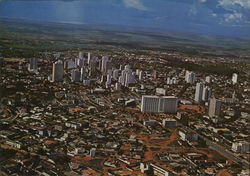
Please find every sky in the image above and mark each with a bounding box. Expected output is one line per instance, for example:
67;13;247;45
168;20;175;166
0;0;249;38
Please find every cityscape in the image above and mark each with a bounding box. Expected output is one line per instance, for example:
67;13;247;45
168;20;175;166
0;49;249;176
0;0;250;176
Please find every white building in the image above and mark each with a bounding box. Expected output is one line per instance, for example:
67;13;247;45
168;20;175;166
232;141;249;153
6;141;21;149
120;66;136;87
202;86;211;102
80;67;86;81
179;130;198;141
52;61;64;82
101;56;109;73
106;74;112;85
205;76;211;83
115;82;121;91
139;70;144;81
232;73;238;84
141;96;178;113
162;118;177;128
194;83;204;103
208;98;221;117
140;163;173;176
156;88;167;96
87;52;91;65
185;71;196;84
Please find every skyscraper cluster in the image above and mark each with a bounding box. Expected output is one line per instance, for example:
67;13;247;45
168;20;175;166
118;65;136;87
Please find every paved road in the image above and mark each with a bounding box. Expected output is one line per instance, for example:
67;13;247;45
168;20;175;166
182;126;250;169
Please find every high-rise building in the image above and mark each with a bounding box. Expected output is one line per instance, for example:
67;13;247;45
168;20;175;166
185;71;196;84
120;66;136;87
202;86;211;102
52;61;64;82
194;83;204;103
28;58;38;71
79;52;83;59
106;74;112;85
101;56;109;73
119;65;123;70
88;55;97;70
124;65;130;70
208;98;221;117
77;58;85;67
136;69;140;76
205;76;211;83
87;52;91;65
115;82;121;91
139;71;144;81
66;59;77;69
113;69;119;80
232;73;238;84
141;96;178;113
167;77;171;84
107;69;112;76
89;148;96;157
80;67;85;81
71;69;81;82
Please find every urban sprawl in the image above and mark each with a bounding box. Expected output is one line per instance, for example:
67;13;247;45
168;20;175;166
0;50;249;176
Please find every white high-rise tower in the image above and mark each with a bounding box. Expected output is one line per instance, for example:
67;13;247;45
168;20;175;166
194;83;204;103
232;73;238;85
101;56;109;73
208;98;221;117
52;61;64;82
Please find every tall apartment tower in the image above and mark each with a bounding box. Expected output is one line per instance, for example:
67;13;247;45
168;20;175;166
194;83;204;103
87;52;91;65
106;74;112;85
52;61;64;82
208;98;221;117
28;58;38;71
141;96;178;113
112;69;119;80
79;52;83;59
139;71;144;81
202;86;211;102
185;71;196;84
205;76;211;83
101;56;109;73
232;73;238;85
71;69;81;82
119;66;136;87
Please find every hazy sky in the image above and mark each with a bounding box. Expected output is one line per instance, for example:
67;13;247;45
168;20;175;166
0;0;249;38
